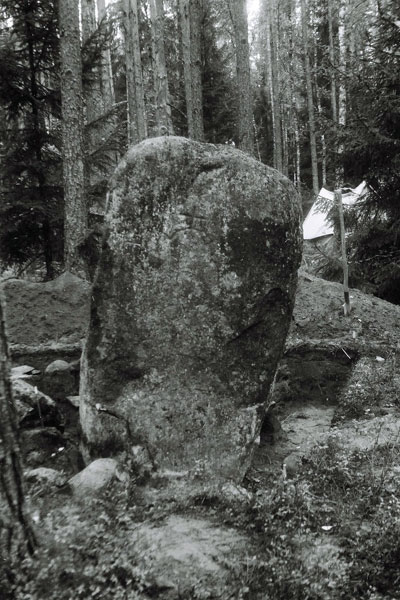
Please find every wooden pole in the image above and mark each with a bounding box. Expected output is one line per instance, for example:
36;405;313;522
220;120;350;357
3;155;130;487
335;189;351;316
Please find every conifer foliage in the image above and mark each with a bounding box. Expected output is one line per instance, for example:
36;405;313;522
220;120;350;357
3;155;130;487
0;0;62;278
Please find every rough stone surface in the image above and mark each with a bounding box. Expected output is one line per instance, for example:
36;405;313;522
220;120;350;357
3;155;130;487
130;515;249;596
13;378;62;429
2;271;90;346
80;136;302;482
68;458;118;496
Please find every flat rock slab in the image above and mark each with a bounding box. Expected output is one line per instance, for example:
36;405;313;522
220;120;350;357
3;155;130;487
131;515;249;595
80;136;302;482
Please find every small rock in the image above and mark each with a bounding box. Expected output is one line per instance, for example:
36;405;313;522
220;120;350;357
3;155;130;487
45;360;70;374
221;482;253;503
68;458;118;497
25;467;67;487
283;453;303;478
11;365;40;379
43;360;77;401
66;395;80;408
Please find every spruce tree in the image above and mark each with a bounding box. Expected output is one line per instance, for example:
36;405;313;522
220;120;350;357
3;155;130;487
0;0;62;278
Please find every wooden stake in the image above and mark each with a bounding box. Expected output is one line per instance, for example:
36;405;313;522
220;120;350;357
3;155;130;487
335;189;351;316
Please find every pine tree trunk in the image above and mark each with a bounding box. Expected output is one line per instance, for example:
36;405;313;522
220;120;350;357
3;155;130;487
179;0;204;141
124;0;147;144
179;0;193;137
0;288;37;559
149;0;174;135
190;0;204;141
328;0;338;124
97;0;115;111
287;0;301;189
81;0;96;43
230;0;254;154
59;0;87;271
263;0;276;162
313;39;327;186
300;0;319;196
269;0;283;171
336;0;347;186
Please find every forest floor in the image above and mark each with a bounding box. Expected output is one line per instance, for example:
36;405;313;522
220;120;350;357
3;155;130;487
3;269;400;599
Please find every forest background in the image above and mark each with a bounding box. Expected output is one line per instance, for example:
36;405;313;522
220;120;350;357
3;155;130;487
0;0;399;302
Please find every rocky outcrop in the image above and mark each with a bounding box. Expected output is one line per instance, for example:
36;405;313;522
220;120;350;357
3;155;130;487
80;136;302;482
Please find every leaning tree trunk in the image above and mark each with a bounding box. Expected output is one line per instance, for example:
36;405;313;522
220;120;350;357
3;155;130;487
300;0;319;197
0;288;37;564
59;0;87;271
230;0;254;154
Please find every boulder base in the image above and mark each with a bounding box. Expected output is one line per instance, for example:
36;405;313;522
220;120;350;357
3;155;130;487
80;137;302;482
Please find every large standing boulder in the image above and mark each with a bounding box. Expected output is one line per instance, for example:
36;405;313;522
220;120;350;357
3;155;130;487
80;137;302;482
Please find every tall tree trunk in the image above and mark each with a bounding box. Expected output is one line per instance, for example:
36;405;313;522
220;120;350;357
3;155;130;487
149;0;174;135
124;0;147;144
97;0;115;111
59;0;87;271
179;0;204;141
300;0;319;196
230;0;254;154
313;39;327;186
287;0;301;188
328;0;338;124
263;1;276;164
336;0;347;185
0;289;37;561
81;0;96;43
269;0;283;171
190;0;204;141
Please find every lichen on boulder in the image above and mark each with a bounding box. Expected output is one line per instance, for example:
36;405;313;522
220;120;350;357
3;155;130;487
80;136;302;482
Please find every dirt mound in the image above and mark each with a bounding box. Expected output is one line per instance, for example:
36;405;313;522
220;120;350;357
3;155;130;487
2;271;90;347
252;271;400;482
290;270;400;349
